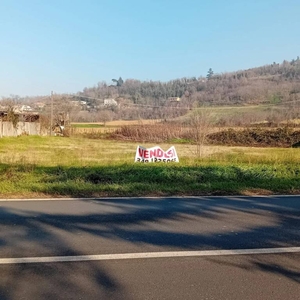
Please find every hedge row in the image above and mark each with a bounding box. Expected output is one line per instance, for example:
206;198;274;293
207;128;300;147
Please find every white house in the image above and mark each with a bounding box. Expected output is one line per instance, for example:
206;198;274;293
104;98;118;106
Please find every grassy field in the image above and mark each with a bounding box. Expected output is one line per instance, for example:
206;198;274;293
180;104;274;119
71;123;104;128
0;136;299;198
72;119;161;128
70;120;161;136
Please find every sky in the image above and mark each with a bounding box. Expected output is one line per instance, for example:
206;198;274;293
0;0;299;97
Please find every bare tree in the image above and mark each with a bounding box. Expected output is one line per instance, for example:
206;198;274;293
96;110;114;126
188;108;215;157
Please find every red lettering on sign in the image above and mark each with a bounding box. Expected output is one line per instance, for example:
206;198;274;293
157;149;163;158
144;150;149;158
150;149;156;158
167;149;173;156
139;148;144;157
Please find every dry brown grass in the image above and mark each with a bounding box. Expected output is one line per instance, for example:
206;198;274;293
70;127;116;135
72;119;161;127
106;119;161;126
110;123;192;143
71;119;162;136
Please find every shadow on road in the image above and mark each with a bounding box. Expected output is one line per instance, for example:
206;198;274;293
0;196;299;299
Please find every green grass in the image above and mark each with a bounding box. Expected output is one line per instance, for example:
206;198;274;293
0;163;299;198
196;104;278;114
0;136;299;198
71;124;104;128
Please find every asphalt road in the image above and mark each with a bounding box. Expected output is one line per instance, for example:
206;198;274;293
0;196;299;299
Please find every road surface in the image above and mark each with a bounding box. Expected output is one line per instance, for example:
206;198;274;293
0;196;299;299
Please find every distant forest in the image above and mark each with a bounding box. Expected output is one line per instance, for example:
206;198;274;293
80;56;300;107
2;57;300;124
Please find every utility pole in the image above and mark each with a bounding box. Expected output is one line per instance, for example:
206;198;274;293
50;91;53;136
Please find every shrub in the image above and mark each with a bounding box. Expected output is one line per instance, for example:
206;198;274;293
207;127;300;147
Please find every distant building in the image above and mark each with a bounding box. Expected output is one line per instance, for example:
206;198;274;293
104;98;118;106
168;97;181;102
71;100;87;106
20;105;33;112
15;105;34;113
35;102;46;110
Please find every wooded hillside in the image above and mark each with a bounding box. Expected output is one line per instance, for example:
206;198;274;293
80;57;300;107
2;57;300;124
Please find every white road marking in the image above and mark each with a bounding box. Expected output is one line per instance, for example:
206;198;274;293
1;247;300;265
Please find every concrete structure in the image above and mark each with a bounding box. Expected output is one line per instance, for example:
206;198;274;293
0;111;40;137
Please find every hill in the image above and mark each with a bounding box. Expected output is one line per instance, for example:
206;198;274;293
80;57;300;107
2;57;300;125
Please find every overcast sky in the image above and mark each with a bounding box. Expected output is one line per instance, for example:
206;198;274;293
1;0;299;97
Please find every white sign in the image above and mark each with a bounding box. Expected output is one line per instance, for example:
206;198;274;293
135;146;179;163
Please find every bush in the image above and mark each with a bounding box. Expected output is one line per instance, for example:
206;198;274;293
109;123;193;143
207;127;300;147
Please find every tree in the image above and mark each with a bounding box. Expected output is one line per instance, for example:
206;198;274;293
112;77;124;87
206;68;214;80
97;110;114;126
0;98;19;128
189;108;214;157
